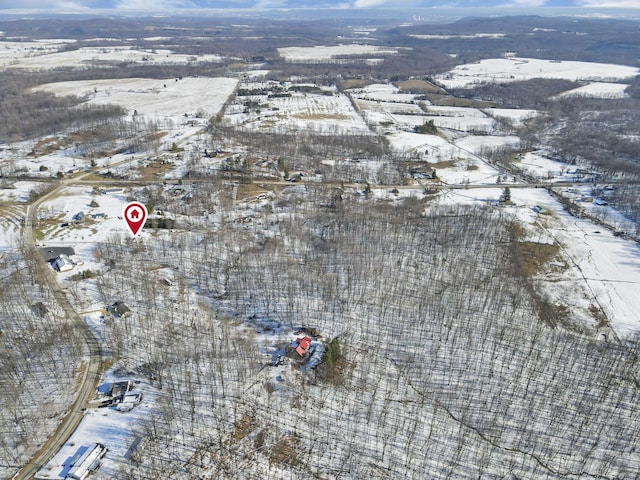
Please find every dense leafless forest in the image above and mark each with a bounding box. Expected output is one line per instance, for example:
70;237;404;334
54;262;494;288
1;12;640;480
84;195;640;478
0;248;85;470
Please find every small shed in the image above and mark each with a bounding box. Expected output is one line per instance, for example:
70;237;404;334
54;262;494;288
111;301;132;318
53;254;74;272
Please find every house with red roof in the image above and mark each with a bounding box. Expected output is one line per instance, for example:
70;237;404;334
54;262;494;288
295;336;312;357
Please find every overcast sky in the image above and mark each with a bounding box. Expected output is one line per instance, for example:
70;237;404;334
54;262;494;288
0;0;638;10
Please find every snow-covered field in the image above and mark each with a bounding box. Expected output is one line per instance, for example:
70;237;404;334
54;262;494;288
356;99;425;115
0;39;74;66
409;33;507;39
436;57;640;88
482;107;540;127
395;112;496;132
3;45;224;71
436;186;640;337
388;131;457;157
278;44;399;62
455;134;521;154
33;77;238;118
556;81;630;99
32;186;134;251
0;181;38;202
512;188;640;337
348;83;420;103
515;151;572;180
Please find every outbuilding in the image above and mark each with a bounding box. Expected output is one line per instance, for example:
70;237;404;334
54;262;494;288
65;443;107;480
53;254;74;272
111;301;132;318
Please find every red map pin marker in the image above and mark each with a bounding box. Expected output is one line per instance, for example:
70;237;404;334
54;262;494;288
123;202;148;236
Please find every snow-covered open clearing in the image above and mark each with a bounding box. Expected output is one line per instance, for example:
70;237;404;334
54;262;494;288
515;151;572;180
0;40;73;66
556;81;630;99
409;33;507;39
348;83;419;103
2;45;224;71
33;185;140;255
0;205;24;251
278;44;399;62
356;99;424;115
395;113;496;133
0;181;43;203
386;131;503;184
436;57;640;88
388;131;457;156
483;107;540;127
513;188;640;337
437;187;640;337
33;77;238;117
455;134;521;153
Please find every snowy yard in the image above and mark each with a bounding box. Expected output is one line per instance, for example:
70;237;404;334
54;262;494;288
35;375;159;480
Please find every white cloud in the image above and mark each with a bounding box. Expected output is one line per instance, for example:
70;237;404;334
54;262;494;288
115;0;196;9
253;0;287;8
499;0;547;7
579;0;640;6
0;0;77;7
353;0;418;7
354;0;387;6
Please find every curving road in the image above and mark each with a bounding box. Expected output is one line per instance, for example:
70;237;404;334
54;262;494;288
13;182;103;480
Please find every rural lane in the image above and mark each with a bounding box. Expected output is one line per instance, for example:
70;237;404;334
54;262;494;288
13;182;103;480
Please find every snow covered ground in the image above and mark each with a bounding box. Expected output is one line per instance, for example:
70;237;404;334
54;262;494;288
35;375;159;480
33;77;238;118
437;187;640;338
2;31;640;478
515;151;573;181
409;33;507;39
556;81;630;99
3;45;224;71
436;57;640;88
225;89;371;135
31;185;134;252
482;108;540;127
278;44;399;62
348;83;420;103
0;39;75;67
512;188;640;337
0;204;24;251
